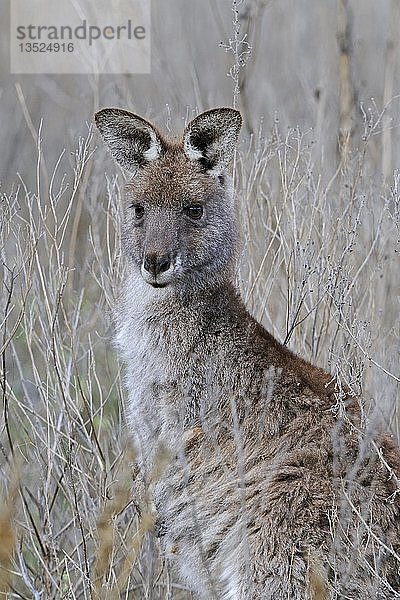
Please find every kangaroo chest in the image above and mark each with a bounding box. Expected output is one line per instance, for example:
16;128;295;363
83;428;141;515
116;300;214;453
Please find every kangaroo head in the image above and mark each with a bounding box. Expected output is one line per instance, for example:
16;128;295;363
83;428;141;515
94;107;242;291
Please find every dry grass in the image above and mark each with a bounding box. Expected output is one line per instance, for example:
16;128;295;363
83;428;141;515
1;1;399;598
0;464;18;596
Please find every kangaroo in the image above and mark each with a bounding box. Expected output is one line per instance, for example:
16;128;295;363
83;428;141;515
94;107;400;599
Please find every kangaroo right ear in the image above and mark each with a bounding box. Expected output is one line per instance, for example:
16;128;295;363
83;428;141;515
94;108;163;173
183;108;242;175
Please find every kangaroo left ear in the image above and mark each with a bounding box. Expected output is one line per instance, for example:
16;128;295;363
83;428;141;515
183;108;242;175
94;108;163;174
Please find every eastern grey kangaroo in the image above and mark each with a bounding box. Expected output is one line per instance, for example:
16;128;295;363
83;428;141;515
94;107;400;599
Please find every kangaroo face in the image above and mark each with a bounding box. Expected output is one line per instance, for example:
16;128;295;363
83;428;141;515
94;108;242;290
122;153;238;289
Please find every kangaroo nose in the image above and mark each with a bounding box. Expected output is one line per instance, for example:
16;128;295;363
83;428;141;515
143;254;171;277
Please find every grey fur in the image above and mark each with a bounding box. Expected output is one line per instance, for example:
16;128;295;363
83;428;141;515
94;107;400;599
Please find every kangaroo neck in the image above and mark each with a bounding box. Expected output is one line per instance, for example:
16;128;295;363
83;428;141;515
167;278;241;325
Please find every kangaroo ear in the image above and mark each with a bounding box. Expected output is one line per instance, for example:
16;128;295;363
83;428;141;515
183;108;242;174
94;108;163;173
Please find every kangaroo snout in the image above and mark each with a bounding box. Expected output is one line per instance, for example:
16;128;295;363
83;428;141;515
141;252;175;287
143;253;171;276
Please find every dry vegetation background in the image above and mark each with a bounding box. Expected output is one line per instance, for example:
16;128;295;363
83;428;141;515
0;0;399;597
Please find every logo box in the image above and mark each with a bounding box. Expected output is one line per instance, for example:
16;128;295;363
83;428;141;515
10;0;151;74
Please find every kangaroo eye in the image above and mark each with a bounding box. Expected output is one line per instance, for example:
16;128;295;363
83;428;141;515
132;205;144;220
185;205;203;220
